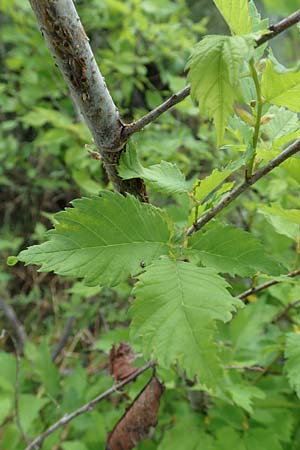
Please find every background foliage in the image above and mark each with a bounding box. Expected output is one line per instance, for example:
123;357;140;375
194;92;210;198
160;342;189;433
1;0;300;449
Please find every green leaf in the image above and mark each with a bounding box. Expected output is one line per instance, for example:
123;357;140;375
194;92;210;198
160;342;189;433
130;258;242;387
215;427;246;450
213;0;251;35
188;223;282;277
248;0;269;33
261;105;299;144
262;60;300;112
18;192;172;286
187;35;253;145
284;333;300;398
6;255;18;266
258;204;300;240
244;429;283;450
227;384;265;413
193;169;232;203
19;394;48;433
119;141;188;194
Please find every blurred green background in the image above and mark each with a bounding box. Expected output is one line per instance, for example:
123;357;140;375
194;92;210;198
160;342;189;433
1;1;300;449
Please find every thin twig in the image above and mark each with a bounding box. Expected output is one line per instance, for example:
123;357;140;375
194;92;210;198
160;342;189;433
8;333;30;444
238;269;300;300
224;365;264;372
272;299;300;323
256;10;300;46
52;316;76;362
186;140;300;236
24;360;155;450
122;86;191;138
123;11;300;138
0;298;27;354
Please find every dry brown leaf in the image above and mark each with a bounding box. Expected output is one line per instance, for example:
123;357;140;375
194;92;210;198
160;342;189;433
106;374;164;450
109;342;138;382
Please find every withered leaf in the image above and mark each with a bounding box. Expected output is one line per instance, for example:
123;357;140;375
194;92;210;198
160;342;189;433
109;342;138;382
106;374;164;450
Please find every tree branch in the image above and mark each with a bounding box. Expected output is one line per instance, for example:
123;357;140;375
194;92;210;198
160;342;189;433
123;86;191;138
238;269;300;301
24;360;155;450
0;298;27;354
123;11;300;137
256;10;300;47
186;140;300;236
29;0;147;199
51;316;75;362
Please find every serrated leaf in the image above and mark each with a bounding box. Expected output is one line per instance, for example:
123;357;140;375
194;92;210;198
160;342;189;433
261;105;299;143
262;60;300;112
213;0;251;36
119;142;188;194
193;169;232;203
188;223;282;277
130;259;242;387
248;0;269;33
227;384;265;413
284;333;300;398
258;204;300;240
187;35;253;145
18;192;172;286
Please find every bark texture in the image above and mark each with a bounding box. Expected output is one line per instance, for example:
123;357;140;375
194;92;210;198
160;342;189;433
29;0;147;199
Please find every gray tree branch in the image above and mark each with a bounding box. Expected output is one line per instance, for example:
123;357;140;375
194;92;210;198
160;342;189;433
0;298;27;354
186;140;300;236
29;0;147;199
24;360;155;450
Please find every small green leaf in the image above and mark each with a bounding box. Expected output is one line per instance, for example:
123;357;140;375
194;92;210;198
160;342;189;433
213;0;251;35
6;256;18;266
227;384;265;413
187;35;253;145
188;223;282;276
261;105;299;144
193;169;232;203
262;60;300;112
130;258;242;387
119;141;188;194
18;192;172;286
284;333;300;398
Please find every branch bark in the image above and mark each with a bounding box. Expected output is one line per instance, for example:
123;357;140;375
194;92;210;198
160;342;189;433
0;298;27;354
186;140;300;236
256;10;300;46
24;360;155;450
29;0;147;199
238;269;300;300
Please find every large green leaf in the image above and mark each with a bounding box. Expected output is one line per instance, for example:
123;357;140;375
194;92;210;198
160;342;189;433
18;192;172;286
284;333;300;398
188;223;282;276
262;60;300;112
119;141;188;194
130;258;242;387
187;35;253;145
213;0;251;35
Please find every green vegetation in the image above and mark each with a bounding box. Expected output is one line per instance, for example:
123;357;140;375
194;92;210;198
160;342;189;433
1;0;300;449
